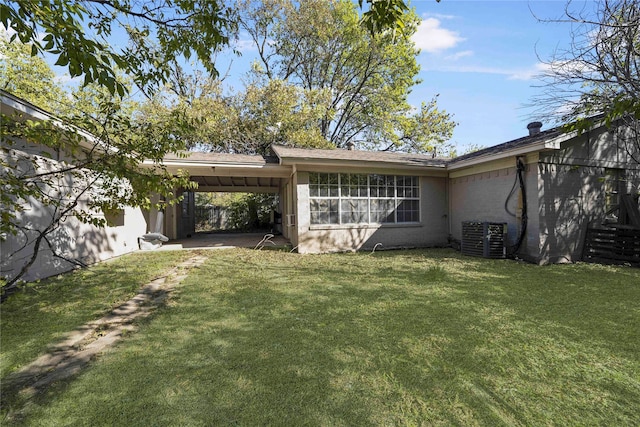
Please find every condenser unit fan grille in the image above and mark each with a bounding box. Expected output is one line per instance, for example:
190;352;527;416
461;221;507;258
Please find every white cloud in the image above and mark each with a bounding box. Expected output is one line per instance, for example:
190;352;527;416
234;38;257;53
508;63;552;80
421;62;552;81
424;13;457;21
411;18;464;53
445;50;473;61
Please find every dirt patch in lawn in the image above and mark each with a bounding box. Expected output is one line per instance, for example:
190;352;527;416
1;254;208;420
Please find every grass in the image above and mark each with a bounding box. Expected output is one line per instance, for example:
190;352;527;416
2;248;640;425
0;250;193;380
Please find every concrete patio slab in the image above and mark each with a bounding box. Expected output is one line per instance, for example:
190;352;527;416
158;232;291;251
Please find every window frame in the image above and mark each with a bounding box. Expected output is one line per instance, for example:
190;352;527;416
308;172;420;226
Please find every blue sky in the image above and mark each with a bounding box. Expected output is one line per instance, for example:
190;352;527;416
23;0;596;152
405;0;593;150
219;0;596;151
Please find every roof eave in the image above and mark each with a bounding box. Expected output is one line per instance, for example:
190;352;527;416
1;91;110;152
446;136;569;171
277;157;446;171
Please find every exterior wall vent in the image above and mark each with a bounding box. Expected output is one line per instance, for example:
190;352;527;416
461;221;507;258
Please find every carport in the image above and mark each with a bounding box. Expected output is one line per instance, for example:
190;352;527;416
143;151;294;244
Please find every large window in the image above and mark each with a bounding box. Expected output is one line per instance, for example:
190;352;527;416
309;173;420;225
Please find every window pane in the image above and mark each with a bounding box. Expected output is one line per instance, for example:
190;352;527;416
397;199;419;223
397;175;418;198
370;199;395;223
341;199;368;224
309;173;318;197
328;199;339;224
370;174;394;198
310;198;339;224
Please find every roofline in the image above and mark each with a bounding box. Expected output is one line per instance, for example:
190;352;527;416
446;135;566;170
272;144;447;171
277;157;446;170
142;158;288;169
1;90;103;150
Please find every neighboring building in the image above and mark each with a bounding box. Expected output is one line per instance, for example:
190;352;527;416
2;90;639;284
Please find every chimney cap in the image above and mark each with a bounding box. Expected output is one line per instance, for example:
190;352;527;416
527;121;543;136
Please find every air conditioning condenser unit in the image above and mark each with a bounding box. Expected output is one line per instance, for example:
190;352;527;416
461;221;507;259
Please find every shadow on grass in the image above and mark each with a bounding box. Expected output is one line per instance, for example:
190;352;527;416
1;251;193;421
8;249;640;425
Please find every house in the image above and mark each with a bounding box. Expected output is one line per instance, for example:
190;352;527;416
154;120;639;264
448;121;640;263
2;90;639;284
1;91;151;282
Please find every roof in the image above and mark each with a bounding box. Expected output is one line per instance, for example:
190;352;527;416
0;89;100;149
162;151;278;165
271;144;448;168
449;128;563;164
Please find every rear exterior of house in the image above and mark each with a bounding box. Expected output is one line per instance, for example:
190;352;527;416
1;91;149;282
272;146;450;253
448;121;640;264
2;88;639;284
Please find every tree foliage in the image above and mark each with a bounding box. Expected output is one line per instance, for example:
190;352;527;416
533;0;640;162
239;0;455;153
0;39;68;113
1;0;236;97
1;0;422;98
0;40;194;296
142;73;333;155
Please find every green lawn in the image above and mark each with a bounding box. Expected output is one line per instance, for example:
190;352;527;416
2;248;639;425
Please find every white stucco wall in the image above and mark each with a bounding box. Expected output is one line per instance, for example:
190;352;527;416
1;144;148;282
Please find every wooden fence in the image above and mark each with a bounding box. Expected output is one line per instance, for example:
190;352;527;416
582;227;640;266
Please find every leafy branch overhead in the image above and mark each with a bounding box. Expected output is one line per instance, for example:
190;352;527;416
532;0;639;162
1;0;236;96
1;0;426;97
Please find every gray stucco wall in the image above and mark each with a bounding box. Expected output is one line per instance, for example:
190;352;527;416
294;171;449;254
1;143;149;282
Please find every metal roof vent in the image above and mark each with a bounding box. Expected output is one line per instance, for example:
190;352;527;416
346;141;355;151
527;121;543;136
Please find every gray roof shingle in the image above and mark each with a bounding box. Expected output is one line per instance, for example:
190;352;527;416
271;144;448;168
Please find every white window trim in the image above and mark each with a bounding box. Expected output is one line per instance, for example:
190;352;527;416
309;173;421;225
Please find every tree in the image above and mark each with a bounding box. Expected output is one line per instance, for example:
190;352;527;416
1;0;237;97
0;41;194;299
239;0;455;153
532;0;640;162
0;39;68;114
1;0;425;98
140;73;333;155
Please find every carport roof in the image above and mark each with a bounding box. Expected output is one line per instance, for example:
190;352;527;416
162;152;279;165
